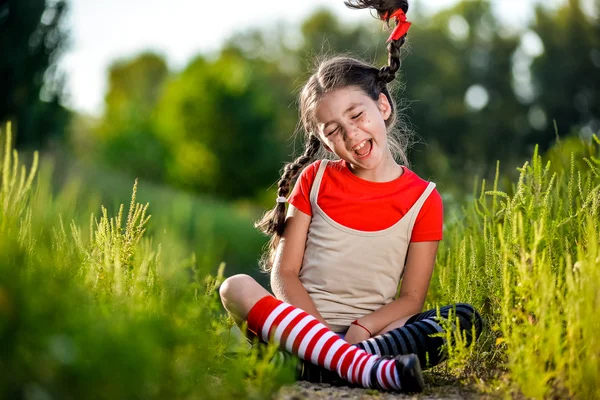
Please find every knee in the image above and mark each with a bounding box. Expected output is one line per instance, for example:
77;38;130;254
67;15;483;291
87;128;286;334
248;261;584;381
454;303;484;336
219;274;270;322
219;274;255;304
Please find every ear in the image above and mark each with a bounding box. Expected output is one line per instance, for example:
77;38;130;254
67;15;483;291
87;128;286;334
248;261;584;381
377;93;392;121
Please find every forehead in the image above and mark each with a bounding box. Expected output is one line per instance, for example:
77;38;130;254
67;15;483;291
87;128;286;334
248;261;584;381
314;87;370;123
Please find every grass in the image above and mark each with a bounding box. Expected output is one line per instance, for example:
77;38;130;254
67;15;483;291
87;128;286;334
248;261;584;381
27;145;272;285
0;122;294;399
429;134;600;398
2;119;600;399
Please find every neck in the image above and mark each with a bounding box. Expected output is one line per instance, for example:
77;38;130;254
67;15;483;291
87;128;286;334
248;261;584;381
347;150;402;182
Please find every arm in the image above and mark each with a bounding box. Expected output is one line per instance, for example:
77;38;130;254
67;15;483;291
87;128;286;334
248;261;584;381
270;204;330;328
354;241;439;337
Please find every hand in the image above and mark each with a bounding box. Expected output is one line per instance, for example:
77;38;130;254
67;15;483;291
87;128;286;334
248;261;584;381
344;323;371;344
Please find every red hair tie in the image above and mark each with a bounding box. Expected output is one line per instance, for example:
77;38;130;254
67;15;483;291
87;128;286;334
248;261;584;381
381;9;412;42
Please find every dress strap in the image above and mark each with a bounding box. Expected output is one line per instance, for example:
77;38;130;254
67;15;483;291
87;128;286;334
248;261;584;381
309;160;329;205
406;181;437;236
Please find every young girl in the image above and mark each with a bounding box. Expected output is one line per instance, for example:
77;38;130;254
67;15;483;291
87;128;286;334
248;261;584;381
219;0;483;392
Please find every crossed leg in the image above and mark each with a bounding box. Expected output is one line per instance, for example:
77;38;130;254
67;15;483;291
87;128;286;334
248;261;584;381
219;274;425;392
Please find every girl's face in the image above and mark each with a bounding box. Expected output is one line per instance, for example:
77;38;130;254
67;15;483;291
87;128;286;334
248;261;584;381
314;86;392;173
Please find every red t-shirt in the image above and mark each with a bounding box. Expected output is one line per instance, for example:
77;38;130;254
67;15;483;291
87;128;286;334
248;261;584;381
288;160;443;242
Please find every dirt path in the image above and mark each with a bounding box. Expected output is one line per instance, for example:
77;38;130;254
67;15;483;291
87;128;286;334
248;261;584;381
276;377;492;399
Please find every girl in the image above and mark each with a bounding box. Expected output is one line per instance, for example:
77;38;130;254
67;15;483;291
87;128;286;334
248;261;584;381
219;0;483;393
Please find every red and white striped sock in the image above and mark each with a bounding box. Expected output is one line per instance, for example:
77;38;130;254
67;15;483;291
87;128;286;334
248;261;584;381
247;296;401;390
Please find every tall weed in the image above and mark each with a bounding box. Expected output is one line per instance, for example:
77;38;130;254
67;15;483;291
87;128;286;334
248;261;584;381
431;135;600;398
0;123;293;399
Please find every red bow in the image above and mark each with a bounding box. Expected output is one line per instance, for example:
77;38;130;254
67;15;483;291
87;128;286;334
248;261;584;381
382;9;412;42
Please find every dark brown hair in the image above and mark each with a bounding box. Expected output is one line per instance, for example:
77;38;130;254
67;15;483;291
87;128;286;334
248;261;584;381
255;0;411;272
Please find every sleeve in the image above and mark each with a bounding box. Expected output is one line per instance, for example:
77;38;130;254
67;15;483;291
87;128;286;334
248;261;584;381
288;160;321;217
410;188;443;242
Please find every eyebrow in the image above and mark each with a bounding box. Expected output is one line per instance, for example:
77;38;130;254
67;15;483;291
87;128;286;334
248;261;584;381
323;102;364;129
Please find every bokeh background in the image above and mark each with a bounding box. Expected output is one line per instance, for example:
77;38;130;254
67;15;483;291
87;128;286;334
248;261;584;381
2;2;600;398
1;0;598;282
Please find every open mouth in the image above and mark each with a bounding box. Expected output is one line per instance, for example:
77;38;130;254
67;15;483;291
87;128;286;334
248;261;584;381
352;139;373;158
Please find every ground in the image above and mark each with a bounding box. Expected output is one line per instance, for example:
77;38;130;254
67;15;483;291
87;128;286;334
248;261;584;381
276;375;498;399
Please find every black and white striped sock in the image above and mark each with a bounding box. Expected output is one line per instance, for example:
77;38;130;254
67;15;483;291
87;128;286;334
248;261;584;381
356;303;483;368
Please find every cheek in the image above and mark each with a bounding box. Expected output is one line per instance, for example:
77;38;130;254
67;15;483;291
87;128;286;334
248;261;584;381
324;136;339;148
330;137;343;146
361;118;375;131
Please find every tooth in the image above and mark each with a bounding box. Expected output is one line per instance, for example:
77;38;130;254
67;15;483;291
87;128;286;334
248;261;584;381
354;140;367;151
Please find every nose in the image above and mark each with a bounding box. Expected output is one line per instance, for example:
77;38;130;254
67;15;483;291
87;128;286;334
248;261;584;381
342;122;359;142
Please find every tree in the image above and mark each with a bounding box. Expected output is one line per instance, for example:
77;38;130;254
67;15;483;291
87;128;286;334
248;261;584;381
297;8;386;78
399;1;525;184
154;47;291;199
88;2;600;200
96;52;170;180
530;0;600;143
0;0;70;147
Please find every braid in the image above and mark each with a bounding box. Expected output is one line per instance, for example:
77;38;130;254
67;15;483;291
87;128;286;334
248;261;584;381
344;0;409;85
255;135;321;272
271;135;320;236
378;37;405;84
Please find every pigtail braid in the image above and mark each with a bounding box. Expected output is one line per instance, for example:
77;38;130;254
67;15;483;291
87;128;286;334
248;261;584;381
344;0;409;84
378;37;405;84
255;134;321;272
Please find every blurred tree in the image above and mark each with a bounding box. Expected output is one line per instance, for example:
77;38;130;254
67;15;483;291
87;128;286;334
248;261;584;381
530;0;600;144
401;1;525;185
89;2;599;201
298;8;383;67
154;47;291;199
222;26;300;145
0;0;70;148
96;52;169;180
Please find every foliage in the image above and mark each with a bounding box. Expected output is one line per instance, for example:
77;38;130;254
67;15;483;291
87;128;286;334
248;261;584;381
79;1;600;202
403;1;526;186
154;48;292;199
95;52;170;181
0;122;295;399
0;0;70;148
429;133;600;398
56;155;270;285
4;126;600;397
530;0;600;141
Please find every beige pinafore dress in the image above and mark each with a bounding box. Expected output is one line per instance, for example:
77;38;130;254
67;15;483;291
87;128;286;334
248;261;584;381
298;160;436;332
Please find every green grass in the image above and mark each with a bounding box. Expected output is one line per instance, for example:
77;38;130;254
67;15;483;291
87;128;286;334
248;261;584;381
2;119;600;399
29;146;271;285
429;134;600;398
0;123;294;399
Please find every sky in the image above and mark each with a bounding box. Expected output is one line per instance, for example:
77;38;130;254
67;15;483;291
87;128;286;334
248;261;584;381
57;0;576;116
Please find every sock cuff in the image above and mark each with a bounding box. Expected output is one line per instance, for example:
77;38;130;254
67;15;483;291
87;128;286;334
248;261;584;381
247;295;283;336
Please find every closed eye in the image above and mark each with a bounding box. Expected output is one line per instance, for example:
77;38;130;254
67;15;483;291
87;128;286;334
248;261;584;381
351;112;363;119
326;126;340;136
